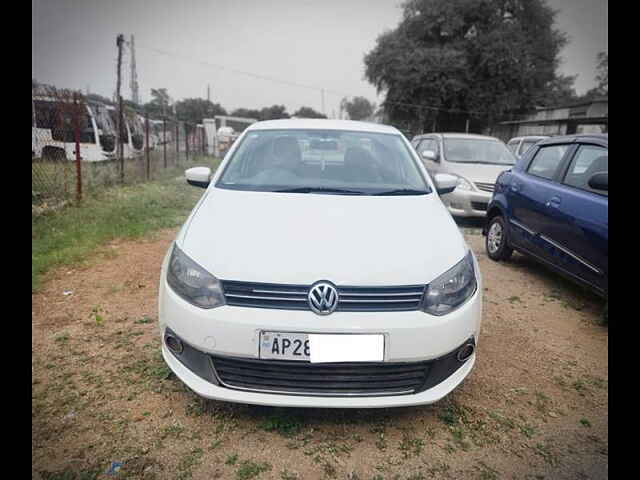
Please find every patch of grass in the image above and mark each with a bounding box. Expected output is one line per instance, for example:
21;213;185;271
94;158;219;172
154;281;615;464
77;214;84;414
280;470;299;480
507;295;521;303
259;412;305;437
32;160;219;292
226;454;239;466
54;332;70;344
399;435;425;458
236;460;272;480
134;315;154;324
580;418;592;428
39;469;101;480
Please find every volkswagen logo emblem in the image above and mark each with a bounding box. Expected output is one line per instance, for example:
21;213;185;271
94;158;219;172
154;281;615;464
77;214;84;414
308;282;339;315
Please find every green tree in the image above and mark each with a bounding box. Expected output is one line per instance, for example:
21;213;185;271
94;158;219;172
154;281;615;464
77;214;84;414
364;0;571;132
175;98;227;124
230;108;262;119
259;105;290;120
292;106;327;119
341;97;375;120
143;88;171;117
582;51;608;99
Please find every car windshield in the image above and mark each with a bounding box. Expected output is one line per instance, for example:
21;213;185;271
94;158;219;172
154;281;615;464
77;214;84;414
443;138;516;165
216;129;431;195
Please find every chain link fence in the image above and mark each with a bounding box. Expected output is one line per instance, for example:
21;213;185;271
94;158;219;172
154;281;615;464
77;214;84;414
32;86;212;214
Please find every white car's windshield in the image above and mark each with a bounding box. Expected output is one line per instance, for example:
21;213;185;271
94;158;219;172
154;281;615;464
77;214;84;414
216;129;431;195
444;138;516;165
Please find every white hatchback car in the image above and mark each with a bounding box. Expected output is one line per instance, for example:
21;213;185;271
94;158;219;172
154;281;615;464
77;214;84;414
158;119;482;408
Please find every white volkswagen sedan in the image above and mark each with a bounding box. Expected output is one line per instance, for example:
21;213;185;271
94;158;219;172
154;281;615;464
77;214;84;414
158;119;482;408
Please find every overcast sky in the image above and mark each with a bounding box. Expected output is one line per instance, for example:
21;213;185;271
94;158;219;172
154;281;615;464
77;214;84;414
32;0;607;117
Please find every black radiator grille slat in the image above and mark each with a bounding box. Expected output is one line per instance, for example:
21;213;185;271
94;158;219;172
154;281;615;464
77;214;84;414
212;356;430;396
221;280;425;312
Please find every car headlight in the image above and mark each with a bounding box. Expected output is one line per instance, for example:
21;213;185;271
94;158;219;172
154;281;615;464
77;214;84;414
166;244;225;309
455;176;473;191
422;250;477;316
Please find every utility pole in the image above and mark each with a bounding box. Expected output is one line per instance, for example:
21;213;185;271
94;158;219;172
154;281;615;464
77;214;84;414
130;34;140;105
321;89;325;116
116;34;125;183
207;84;210;102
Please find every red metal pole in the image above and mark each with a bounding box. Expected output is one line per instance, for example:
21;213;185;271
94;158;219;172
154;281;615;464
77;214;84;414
74;93;82;203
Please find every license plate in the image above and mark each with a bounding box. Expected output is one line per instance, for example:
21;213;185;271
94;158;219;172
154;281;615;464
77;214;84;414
259;332;384;363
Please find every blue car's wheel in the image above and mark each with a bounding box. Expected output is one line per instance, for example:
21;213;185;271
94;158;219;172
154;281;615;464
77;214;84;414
486;215;513;261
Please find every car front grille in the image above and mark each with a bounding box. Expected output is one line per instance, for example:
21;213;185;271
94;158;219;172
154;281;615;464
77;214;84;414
211;355;430;396
474;182;495;193
221;281;425;312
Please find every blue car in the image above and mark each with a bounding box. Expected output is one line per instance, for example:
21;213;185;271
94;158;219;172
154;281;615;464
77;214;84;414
483;134;608;311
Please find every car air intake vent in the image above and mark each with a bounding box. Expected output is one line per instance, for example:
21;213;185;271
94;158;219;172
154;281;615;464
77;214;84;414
211;355;430;396
220;281;425;312
474;182;495;193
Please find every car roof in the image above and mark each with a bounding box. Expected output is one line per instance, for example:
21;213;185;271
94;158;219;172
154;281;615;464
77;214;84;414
246;119;401;135
509;136;549;142
413;132;502;142
537;133;608;146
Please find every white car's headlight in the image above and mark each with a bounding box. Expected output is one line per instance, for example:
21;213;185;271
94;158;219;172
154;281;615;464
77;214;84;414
455;176;473;191
166;244;225;309
422;251;477;316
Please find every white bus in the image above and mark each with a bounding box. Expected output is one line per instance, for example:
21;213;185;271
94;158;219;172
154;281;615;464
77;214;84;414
32;96;117;162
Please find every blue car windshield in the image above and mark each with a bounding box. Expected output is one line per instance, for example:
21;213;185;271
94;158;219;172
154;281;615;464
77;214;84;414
216;129;431;195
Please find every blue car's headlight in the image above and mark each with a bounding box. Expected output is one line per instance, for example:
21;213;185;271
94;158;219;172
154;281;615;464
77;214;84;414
422;251;477;316
166;244;225;309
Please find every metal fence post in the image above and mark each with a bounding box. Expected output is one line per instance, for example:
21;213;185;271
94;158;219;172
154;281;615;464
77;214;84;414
73;93;82;203
185;123;189;162
176;122;180;166
145;113;150;180
163;118;167;169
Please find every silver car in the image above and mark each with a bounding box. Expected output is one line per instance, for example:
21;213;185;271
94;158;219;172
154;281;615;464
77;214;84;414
506;135;549;159
411;133;516;218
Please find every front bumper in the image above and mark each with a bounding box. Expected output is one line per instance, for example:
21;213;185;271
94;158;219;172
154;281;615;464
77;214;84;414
161;341;476;408
441;188;492;218
158;269;482;408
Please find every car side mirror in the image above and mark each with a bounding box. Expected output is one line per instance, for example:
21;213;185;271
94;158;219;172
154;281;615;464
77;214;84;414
434;173;458;195
421;150;438;162
185;166;211;188
588;172;608;191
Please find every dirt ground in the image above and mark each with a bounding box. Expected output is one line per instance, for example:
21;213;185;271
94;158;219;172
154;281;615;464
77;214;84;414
32;229;608;480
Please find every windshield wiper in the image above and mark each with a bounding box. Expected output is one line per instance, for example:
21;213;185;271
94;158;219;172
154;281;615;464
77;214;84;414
272;187;365;195
371;188;429;196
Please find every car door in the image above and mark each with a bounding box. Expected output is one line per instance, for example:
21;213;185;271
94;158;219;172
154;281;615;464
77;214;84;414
538;142;608;292
505;142;573;261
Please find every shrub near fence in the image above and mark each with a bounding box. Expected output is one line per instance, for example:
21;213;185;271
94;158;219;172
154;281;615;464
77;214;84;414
32;87;212;213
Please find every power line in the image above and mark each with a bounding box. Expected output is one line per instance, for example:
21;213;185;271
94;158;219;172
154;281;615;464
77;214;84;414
136;42;491;116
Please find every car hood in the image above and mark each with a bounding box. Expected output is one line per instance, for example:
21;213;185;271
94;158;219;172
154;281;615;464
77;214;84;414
444;162;512;184
180;188;468;286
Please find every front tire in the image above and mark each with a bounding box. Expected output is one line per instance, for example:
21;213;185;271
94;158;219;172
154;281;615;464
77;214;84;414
486;215;513;261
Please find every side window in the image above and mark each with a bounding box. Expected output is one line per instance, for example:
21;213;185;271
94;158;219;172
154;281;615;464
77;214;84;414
526;145;569;181
419;139;438;154
563;145;608;194
506;140;518;154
